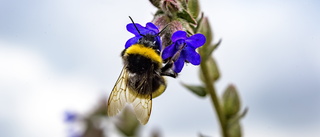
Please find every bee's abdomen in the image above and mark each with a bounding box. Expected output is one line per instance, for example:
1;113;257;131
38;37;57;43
123;44;166;97
126;54;157;74
127;72;165;95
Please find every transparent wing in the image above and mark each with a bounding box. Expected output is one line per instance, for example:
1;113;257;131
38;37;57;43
108;66;153;125
127;68;153;125
107;67;128;117
129;92;152;125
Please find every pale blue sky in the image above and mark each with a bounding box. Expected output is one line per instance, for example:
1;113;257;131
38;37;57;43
0;0;319;137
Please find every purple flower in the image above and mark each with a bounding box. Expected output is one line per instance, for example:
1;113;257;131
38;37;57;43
162;30;206;73
125;22;162;50
64;111;77;123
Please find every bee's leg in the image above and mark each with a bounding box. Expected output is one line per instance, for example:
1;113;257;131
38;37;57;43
161;60;178;78
161;43;186;78
161;60;172;72
161;70;177;78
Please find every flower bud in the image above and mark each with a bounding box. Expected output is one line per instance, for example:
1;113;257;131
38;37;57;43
153;15;183;48
199;56;220;83
160;0;182;15
152;14;171;31
223;84;241;118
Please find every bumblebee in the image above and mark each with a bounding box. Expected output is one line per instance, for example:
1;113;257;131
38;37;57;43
107;17;175;125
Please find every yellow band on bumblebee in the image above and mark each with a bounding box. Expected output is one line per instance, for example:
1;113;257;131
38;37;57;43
151;83;166;98
125;44;163;66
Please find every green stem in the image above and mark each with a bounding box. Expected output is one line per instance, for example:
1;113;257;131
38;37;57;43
200;62;228;137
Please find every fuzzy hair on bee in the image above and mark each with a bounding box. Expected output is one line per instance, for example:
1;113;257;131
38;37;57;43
107;17;175;125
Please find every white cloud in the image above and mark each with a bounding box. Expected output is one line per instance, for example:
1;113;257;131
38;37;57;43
0;40;102;137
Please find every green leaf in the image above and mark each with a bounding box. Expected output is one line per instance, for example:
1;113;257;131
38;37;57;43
202;39;222;61
178;18;195;35
199;57;220;83
177;9;197;25
179;0;188;9
187;0;200;19
226;108;247;137
181;83;207;97
222;85;241;118
193;12;203;32
228;108;248;124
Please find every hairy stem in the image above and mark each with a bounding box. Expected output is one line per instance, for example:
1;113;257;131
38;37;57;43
200;62;228;137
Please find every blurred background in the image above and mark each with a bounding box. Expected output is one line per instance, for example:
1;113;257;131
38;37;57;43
0;0;319;137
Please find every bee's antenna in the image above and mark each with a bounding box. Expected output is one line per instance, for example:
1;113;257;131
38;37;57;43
129;16;145;36
157;24;169;36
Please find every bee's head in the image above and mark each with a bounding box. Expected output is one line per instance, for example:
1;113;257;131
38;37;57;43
129;16;167;52
137;34;161;51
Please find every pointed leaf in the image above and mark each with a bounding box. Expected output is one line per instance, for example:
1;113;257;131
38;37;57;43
179;0;188;9
188;0;200;19
181;83;207;97
178;18;195;35
202;39;222;61
228;107;248;124
177;9;197;25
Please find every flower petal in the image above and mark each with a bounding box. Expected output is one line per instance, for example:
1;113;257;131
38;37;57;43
184;46;201;65
171;30;187;42
185;33;206;48
125;36;141;48
126;23;145;36
161;44;176;60
156;36;162;50
146;22;159;33
173;55;185;73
